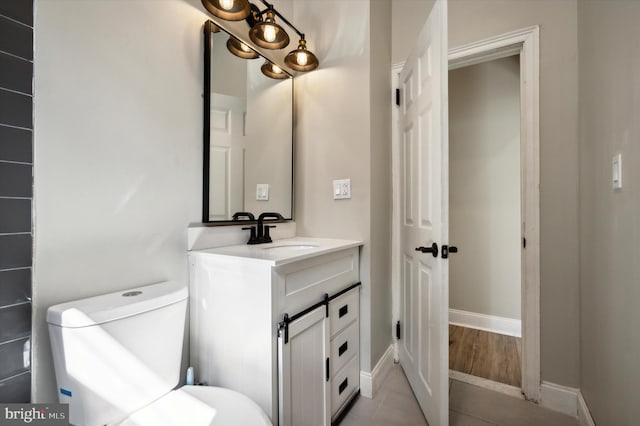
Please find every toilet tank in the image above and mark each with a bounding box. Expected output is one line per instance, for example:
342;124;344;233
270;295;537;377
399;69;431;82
47;281;188;426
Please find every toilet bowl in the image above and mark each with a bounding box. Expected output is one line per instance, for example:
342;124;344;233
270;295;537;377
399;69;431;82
47;281;271;426
118;386;270;425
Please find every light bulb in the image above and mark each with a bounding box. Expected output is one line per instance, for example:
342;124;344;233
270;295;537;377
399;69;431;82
263;25;277;43
219;0;234;10
272;65;282;74
219;0;234;11
296;51;308;66
240;42;251;52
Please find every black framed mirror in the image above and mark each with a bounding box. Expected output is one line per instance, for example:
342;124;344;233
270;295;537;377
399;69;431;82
202;20;294;224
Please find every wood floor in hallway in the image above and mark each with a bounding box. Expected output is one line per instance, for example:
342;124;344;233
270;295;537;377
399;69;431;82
449;325;522;387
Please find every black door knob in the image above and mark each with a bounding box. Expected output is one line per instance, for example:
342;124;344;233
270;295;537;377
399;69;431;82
415;242;439;258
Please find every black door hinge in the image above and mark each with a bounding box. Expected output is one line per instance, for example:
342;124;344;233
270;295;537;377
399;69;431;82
395;88;400;106
396;321;401;340
523;237;527;248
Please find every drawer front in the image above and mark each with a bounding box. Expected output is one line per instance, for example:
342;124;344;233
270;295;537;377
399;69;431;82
276;247;359;315
329;287;359;336
330;321;359;376
331;355;359;416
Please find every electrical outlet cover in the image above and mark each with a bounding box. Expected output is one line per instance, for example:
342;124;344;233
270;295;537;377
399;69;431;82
256;184;269;201
333;179;351;200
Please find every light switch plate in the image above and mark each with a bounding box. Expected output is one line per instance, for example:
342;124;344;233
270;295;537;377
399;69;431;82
333;179;351;200
256;184;269;201
612;154;622;190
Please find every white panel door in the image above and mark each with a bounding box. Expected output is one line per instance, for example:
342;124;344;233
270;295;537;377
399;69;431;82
278;306;330;426
398;1;449;425
209;93;246;220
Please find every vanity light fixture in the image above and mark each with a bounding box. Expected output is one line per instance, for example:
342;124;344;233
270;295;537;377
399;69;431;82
284;36;319;72
201;0;320;74
227;36;259;59
261;60;288;79
202;0;251;21
249;9;289;49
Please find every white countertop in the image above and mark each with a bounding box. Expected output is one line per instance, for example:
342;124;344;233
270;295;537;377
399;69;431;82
190;237;363;266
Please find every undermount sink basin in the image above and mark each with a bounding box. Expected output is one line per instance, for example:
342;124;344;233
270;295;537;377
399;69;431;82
262;244;320;251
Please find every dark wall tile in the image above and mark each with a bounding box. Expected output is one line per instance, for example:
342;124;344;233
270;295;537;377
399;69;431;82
0;125;32;163
0;268;31;306
0;234;31;270
0;163;31;197
0;0;33;27
0;53;32;94
0;371;30;402
0;89;32;129
0;302;30;342
0;337;29;379
0;198;30;233
0;16;32;60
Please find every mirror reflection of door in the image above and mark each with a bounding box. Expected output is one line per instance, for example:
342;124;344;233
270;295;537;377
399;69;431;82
208;28;293;222
209;94;245;221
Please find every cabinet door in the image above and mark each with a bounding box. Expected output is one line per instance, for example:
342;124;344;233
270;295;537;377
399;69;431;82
278;306;330;426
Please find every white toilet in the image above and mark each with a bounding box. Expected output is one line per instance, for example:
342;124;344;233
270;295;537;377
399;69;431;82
47;281;271;426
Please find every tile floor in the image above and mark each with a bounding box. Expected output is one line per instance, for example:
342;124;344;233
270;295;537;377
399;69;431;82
338;365;580;426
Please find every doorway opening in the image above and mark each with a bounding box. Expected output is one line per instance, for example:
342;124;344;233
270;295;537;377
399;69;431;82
446;26;540;401
448;54;523;393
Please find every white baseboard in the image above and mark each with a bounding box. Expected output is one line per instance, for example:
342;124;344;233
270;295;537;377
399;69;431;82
577;391;596;426
540;381;579;417
449;309;521;337
360;345;395;399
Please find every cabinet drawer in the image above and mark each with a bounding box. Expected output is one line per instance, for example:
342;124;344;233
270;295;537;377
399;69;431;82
331;355;359;416
330;321;359;376
329;288;359;336
275;247;359;315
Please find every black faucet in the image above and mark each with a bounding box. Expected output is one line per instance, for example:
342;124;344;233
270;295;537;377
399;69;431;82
232;211;255;221
243;212;284;245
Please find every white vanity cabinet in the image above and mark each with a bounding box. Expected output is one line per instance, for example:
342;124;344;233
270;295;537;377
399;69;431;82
277;286;360;426
188;238;362;425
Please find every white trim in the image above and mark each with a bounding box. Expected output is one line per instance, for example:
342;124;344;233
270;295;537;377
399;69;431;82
448;26;538;70
391;63;403;356
449;309;521;337
449;370;524;400
540;381;579;417
359;345;395;399
578;392;596;426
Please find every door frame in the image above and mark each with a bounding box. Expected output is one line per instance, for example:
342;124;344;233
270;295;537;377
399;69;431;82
392;26;541;402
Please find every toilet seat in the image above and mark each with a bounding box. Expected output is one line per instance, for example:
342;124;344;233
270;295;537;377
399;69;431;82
117;385;271;426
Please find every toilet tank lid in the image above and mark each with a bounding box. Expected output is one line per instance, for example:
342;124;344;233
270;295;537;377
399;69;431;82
47;281;188;328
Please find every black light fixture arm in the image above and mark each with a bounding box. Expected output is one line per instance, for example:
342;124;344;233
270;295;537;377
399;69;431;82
257;0;305;38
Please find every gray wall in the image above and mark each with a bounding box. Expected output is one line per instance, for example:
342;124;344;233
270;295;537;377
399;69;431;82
449;56;521;321
392;0;581;387
293;0;393;372
32;0;206;401
578;1;640;423
369;0;393;370
0;0;33;402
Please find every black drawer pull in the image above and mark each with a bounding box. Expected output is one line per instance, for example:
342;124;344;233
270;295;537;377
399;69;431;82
339;377;348;395
338;304;348;318
338;341;348;356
